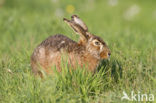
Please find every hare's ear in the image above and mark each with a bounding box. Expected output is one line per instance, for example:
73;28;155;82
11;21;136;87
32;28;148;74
71;15;88;31
63;18;90;42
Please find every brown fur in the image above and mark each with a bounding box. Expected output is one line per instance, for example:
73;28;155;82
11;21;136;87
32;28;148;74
31;15;111;77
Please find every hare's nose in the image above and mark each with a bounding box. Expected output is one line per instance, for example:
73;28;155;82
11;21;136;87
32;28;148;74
108;52;111;56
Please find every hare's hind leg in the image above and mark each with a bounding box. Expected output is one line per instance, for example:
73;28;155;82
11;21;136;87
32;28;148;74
31;59;43;78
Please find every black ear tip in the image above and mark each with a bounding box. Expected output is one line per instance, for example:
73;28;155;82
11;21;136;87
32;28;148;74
71;15;78;19
63;18;67;21
63;18;70;22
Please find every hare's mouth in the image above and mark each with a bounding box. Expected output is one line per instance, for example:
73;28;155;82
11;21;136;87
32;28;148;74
100;51;111;60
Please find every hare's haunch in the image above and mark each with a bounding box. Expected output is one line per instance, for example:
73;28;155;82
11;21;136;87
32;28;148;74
31;15;111;77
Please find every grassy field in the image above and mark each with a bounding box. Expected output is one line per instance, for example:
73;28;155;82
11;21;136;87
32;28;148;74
0;0;156;103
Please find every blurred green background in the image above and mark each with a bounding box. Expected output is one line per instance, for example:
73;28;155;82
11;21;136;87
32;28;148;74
0;0;156;103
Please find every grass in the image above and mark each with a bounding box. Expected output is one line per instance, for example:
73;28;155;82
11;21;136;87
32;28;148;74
0;0;156;103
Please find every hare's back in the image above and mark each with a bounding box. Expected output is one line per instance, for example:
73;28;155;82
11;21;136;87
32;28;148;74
39;34;77;51
31;34;78;73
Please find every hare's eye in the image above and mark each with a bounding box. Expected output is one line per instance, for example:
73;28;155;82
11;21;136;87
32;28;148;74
94;41;100;45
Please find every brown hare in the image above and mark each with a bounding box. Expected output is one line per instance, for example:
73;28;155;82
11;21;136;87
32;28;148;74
31;15;111;77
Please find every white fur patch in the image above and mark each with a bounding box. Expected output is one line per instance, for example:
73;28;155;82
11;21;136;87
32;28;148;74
38;47;45;59
100;45;103;52
60;40;65;44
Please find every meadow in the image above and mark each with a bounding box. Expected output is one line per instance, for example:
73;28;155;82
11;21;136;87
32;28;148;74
0;0;156;103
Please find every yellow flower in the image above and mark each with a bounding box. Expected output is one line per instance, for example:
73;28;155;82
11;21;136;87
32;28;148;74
66;5;75;14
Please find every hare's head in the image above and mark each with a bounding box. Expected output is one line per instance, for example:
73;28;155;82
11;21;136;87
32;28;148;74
63;15;111;60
